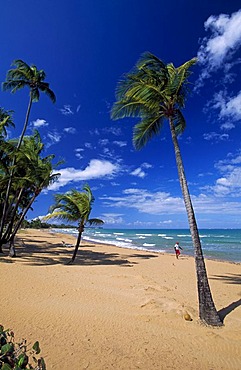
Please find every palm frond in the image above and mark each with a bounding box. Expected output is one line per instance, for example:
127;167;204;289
11;59;32;71
31;88;40;102
112;71;166;120
136;52;167;73
173;109;186;135
39;84;56;103
166;58;197;98
43;210;74;222
87;218;104;226
2;80;28;93
177;58;197;81
133;114;164;150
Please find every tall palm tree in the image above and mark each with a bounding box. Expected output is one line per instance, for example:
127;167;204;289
111;52;222;327
0;60;56;242
2;59;56;149
44;185;104;264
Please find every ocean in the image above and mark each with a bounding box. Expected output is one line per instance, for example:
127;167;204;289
51;228;241;263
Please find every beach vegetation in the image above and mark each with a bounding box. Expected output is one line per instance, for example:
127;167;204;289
0;60;56;249
0;130;60;256
111;52;223;327
44;184;104;263
0;324;46;369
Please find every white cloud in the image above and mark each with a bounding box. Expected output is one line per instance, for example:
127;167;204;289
212;151;241;196
75;154;83;160
64;127;77;134
220;122;235;130
104;127;122;136
47;159;119;191
220;92;241;121
203;132;229;142
101;188;184;214
198;10;241;71
131;167;146;178
113;141;127;147
75;148;84;159
99;139;109;146
101;213;124;224
60;105;74;115
32;119;49;128
46;130;61;147
211;90;241;122
100;187;241;216
130;163;152;178
141;162;152;169
85;142;93;149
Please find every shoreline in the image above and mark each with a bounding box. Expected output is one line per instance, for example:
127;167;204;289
1;228;241;369
49;228;241;265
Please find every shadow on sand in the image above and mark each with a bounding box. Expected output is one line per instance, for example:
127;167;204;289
218;298;241;322
0;235;158;267
210;273;241;322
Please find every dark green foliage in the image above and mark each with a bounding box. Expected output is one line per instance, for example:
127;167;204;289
0;325;46;369
21;219;76;229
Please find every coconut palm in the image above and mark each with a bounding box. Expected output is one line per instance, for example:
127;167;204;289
2;60;56;149
7;133;60;253
0;108;15;186
1;131;60;256
0;60;56;242
0;108;15;137
111;52;222;327
44;185;104;264
0;109;15;252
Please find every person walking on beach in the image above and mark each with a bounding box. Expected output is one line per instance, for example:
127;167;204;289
174;242;183;259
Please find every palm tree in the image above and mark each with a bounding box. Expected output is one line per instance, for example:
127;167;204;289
44;185;104;264
4;132;60;256
0;108;15;136
111;52;222;327
0;109;15;252
0;60;56;242
0;131;60;256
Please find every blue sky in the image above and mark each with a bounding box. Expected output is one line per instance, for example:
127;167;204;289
1;1;241;229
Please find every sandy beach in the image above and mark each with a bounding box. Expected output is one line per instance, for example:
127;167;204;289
0;229;241;369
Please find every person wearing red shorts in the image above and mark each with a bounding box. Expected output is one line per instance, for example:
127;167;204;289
174;242;183;259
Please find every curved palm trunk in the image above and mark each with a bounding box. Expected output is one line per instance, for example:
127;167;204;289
169;119;222;326
3;188;24;242
0;95;33;244
7;191;38;257
70;222;85;263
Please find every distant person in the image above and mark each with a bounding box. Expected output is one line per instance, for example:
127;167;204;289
174;242;183;259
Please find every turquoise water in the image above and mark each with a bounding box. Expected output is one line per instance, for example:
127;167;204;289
51;228;241;263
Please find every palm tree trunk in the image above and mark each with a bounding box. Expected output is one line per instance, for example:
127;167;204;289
169;118;222;326
9;192;37;243
70;223;84;263
0;95;33;243
3;188;24;242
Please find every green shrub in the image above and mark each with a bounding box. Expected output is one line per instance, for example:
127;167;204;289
0;325;46;369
